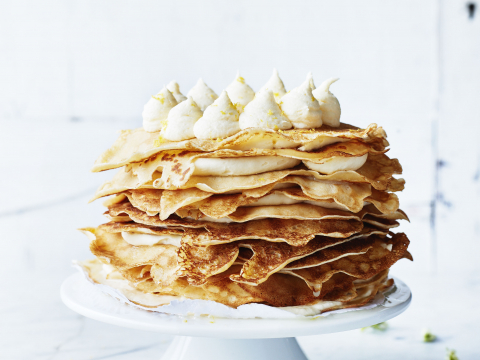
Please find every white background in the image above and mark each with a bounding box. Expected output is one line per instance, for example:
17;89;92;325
1;0;479;359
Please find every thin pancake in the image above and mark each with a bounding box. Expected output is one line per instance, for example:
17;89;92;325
105;201;366;246
281;233;409;292
92;123;389;172
91;154;404;202
84;227;180;287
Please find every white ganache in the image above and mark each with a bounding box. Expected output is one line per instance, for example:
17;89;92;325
280;74;323;129
225;72;255;113
239;90;292;131
193;90;240;139
312;78;341;127
142;87;178;132
162;96;203;141
187;78;218;111
167;80;188;103
258;68;287;103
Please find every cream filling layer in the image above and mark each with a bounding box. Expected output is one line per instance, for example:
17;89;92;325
303;154;368;174
192;157;301;176
244;193;363;211
121;232;182;247
185;198;370;223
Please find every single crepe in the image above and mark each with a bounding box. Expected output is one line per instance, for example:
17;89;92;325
104;200;405;241
91;154;404;202
92;123;389;172
173;203;407;224
106;203;363;246
178;232;383;286
124;184;399;220
84;227;180;287
280;233;410;291
124;140;385;189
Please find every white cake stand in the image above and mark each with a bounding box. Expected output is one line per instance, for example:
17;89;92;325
61;273;411;360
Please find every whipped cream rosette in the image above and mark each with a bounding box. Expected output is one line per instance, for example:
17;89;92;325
258;68;287;103
80;71;411;317
142;87;178;132
193;90;240;140
162;97;203;141
280;74;323;129
187;78;218;111
225;72;255;113
167;80;188;103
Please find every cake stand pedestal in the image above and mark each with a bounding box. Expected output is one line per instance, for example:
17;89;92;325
61;273;411;360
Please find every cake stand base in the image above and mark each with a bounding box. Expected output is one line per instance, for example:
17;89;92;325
61;273;411;360
161;336;307;360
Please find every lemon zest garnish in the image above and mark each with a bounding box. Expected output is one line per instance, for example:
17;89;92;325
154;135;166;147
220;110;226;115
216;137;222;142
237;76;245;84
274;125;279;131
234;103;245;112
267;109;274;116
311;96;316;102
273;92;279;97
152;94;165;104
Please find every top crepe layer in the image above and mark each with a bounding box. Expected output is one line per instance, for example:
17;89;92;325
92;123;388;172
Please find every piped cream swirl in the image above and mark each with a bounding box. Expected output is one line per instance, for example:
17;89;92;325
167;80;187;103
163;97;203;141
258;69;287;103
187;78;218;111
312;78;341;127
225;72;255;113
239;90;292;131
280;75;322;129
193;91;240;139
142;87;178;132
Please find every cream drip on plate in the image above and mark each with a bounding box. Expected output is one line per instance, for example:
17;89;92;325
239;90;292;131
280;74;323;129
312;78;341;127
187;78;218;111
163;96;203;141
193;91;240;139
258;69;287;103
225;72;255;113
167;80;187;103
142;87;178;132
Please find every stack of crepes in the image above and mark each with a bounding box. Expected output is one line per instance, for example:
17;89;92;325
80;70;412;316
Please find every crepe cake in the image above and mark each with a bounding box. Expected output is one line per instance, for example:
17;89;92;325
79;70;412;316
